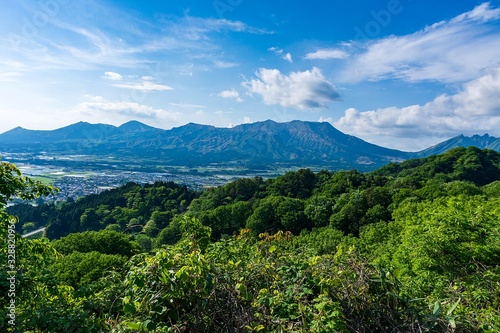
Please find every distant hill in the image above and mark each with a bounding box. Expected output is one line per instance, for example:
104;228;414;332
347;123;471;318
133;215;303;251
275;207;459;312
0;120;498;170
0;122;117;148
415;134;500;157
118;120;162;133
376;146;500;186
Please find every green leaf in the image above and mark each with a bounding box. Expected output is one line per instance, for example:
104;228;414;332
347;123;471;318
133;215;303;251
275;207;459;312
144;320;156;331
123;301;136;314
159;271;169;284
268;245;277;253
432;300;441;317
176;267;190;282
236;283;244;292
205;273;214;291
448;317;456;329
254;324;266;331
446;298;461;316
123;321;142;330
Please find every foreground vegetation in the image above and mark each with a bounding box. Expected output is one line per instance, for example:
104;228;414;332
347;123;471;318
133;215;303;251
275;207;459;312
1;147;500;332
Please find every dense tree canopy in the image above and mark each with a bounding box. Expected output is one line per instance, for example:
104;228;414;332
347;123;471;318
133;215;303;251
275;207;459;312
2;147;500;332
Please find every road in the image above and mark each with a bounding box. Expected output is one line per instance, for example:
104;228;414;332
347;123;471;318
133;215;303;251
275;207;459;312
22;227;46;238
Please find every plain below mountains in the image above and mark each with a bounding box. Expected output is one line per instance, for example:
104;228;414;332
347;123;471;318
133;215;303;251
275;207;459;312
0;120;498;170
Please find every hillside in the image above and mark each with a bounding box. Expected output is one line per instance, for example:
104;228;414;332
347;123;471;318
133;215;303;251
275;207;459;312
0;120;410;169
2;147;500;332
2;120;499;172
416;133;500;157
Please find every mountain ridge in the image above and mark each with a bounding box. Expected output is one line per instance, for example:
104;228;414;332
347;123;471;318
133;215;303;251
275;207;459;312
1;120;498;170
416;133;500;157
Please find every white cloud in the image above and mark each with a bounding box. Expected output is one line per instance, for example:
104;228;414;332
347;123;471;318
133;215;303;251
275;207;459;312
1;3;271;74
83;95;105;102
451;2;500;23
213;60;239;68
334;66;500;150
103;71;123;81
243;67;340;109
243;116;251;123
318;116;333;123
305;49;348;60
76;99;180;121
341;2;500;83
104;72;173;91
112;81;173;91
219;89;243;102
0;72;22;82
268;47;293;62
180;17;273;39
169;103;206;109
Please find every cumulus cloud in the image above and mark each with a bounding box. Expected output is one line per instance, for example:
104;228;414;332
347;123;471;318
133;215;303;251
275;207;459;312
268;47;293;63
305;49;348;60
334;66;500;150
318;116;334;123
341;2;500;83
103;71;123;81
218;89;243;102
243;67;340;109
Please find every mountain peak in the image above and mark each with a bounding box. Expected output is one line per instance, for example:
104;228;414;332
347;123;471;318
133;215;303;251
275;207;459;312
174;122;216;132
119;120;158;133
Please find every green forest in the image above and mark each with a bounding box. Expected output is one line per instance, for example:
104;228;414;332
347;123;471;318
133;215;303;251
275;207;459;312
1;146;499;332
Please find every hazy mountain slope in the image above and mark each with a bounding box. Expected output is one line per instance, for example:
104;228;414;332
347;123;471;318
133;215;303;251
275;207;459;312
415;134;500;157
2;120;498;170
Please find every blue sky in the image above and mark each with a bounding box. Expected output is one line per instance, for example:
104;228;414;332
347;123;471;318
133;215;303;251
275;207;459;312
1;0;500;151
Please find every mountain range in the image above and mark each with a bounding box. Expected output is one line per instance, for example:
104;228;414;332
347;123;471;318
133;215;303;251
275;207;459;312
0;120;498;170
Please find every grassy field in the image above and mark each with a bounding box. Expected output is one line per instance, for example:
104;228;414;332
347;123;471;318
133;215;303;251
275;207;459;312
30;175;60;185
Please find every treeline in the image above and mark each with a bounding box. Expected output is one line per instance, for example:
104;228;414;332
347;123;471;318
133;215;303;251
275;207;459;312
9;181;197;240
1;146;499;332
189;146;500;239
14;147;500;245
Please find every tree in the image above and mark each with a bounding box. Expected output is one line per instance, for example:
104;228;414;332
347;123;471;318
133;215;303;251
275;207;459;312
330;191;368;236
304;195;334;228
150;210;173;229
246;197;280;235
0;161;104;331
0;161;56;207
143;219;160;237
22;222;36;234
276;197;310;234
156;216;183;246
134;234;153;252
52;230;139;257
389;195;500;294
79;208;101;231
49;251;127;288
269;169;317;199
